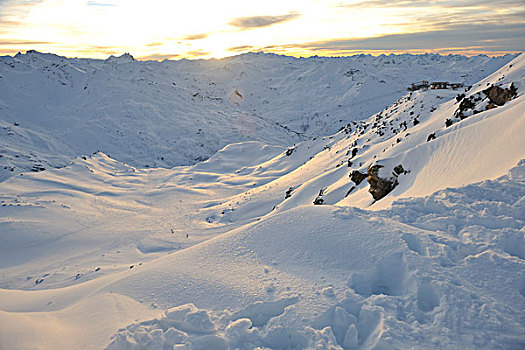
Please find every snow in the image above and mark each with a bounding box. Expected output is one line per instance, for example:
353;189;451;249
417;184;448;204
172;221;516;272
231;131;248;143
0;52;524;349
103;168;525;349
0;51;514;181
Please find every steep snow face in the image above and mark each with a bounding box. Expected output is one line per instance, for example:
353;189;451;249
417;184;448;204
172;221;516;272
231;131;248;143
0;51;514;181
171;53;522;225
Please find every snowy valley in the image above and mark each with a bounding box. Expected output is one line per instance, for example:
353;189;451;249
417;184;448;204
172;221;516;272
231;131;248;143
0;51;514;180
0;52;524;350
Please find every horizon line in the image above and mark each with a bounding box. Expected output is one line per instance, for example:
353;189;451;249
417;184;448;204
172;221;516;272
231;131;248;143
2;49;522;62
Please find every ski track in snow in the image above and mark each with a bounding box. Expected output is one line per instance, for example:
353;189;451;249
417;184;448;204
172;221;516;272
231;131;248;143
0;52;524;349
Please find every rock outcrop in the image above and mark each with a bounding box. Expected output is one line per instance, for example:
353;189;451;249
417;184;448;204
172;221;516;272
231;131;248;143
451;82;518;126
484;84;518;109
367;165;397;201
313;188;325;205
367;164;408;201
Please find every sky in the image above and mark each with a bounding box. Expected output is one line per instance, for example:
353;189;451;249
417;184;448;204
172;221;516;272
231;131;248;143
0;0;524;60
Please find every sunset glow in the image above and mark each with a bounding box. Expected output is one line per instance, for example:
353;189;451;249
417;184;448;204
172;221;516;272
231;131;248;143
0;0;523;59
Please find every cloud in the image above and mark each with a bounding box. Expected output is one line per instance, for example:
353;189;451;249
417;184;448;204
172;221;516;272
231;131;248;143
339;0;525;8
229;12;301;29
333;0;525;55
0;0;46;35
87;1;117;7
183;33;208;41
137;53;180;61
227;45;255;52
0;0;45;15
185;51;210;57
0;0;44;20
266;23;525;54
0;40;54;45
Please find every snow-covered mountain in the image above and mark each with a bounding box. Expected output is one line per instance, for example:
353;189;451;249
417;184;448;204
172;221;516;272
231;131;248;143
0;51;514;181
0;52;523;349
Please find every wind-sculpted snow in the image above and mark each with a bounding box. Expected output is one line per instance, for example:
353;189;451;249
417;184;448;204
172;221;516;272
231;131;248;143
0;51;514;181
105;163;524;350
0;53;524;349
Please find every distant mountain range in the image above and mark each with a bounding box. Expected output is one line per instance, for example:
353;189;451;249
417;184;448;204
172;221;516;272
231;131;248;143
0;51;515;181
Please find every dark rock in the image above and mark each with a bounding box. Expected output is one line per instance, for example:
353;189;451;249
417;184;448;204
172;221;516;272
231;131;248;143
367;164;398;201
285;147;295;156
427;133;436;142
350;170;367;185
31;165;45;172
483;84;517;106
458;97;475;111
285;187;294;199
313;188;325;205
393;164;405;175
345;186;356;197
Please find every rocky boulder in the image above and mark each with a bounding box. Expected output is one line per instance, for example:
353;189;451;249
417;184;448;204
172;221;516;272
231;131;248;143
367;164;407;201
483;83;518;108
350;170;367;185
313;188;325;205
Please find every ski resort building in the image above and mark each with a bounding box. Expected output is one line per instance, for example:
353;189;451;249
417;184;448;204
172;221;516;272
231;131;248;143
407;80;429;91
408;81;465;91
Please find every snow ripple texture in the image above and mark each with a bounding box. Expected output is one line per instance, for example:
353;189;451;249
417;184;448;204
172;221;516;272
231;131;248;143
107;161;525;350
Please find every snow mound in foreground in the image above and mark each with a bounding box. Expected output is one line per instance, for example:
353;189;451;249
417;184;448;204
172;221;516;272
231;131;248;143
106;161;525;350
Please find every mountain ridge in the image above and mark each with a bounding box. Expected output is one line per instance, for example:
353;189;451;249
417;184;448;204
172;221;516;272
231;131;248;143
0;51;515;181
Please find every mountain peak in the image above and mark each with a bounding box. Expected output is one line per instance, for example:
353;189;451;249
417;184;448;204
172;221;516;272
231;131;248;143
106;52;135;63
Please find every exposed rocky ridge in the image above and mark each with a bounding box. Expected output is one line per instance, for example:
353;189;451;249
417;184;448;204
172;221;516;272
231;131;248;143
448;82;518;127
256;55;525;211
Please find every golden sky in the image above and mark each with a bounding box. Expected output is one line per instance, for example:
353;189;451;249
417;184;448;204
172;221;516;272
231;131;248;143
0;0;524;59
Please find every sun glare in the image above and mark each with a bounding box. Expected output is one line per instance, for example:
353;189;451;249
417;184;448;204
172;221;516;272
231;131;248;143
0;0;523;58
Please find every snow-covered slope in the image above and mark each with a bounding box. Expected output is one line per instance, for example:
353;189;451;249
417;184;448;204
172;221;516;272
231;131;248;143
0;51;514;181
191;53;524;221
0;53;523;349
1;162;523;349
